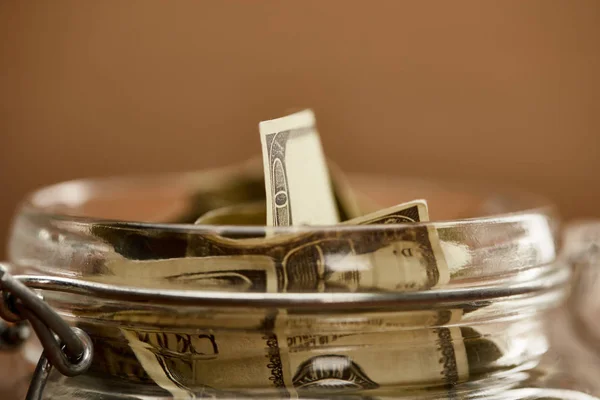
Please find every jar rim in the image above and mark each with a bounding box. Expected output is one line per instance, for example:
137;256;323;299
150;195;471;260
9;170;561;306
13;261;569;310
21;170;556;231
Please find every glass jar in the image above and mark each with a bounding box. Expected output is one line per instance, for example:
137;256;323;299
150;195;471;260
562;221;600;362
3;171;600;399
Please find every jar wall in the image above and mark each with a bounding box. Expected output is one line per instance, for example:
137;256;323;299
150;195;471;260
2;175;599;399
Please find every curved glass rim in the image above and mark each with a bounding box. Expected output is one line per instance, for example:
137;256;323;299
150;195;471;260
13;261;570;309
18;170;558;233
7;171;564;312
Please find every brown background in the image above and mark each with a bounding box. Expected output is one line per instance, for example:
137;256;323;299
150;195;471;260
1;1;599;258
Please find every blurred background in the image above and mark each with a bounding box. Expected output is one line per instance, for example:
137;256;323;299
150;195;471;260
0;1;599;258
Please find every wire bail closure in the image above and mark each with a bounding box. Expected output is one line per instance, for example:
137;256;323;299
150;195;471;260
0;263;93;400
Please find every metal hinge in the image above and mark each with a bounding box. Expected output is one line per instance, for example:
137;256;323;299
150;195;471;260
0;263;93;400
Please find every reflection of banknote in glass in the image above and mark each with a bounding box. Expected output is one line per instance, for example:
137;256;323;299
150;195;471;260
89;255;278;292
94;200;448;293
257;109;447;291
90;308;484;398
187;200;448;292
121;325;469;396
90;201;453;397
84;109;462;398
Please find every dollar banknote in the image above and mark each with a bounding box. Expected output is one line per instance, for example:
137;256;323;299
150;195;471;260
121;320;469;398
92;200;448;292
86;200;452;398
259;109;340;226
257;109;448;290
78;306;500;399
81;110;465;398
190;161;364;227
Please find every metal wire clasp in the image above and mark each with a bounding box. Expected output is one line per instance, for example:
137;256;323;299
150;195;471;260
0;263;93;400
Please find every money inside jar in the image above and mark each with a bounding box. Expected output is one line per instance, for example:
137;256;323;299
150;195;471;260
16;109;562;399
